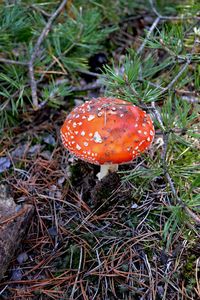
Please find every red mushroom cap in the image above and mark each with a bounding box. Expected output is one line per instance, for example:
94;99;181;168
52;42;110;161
60;98;155;165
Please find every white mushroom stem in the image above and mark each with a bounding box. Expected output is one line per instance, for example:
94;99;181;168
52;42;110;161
97;164;119;180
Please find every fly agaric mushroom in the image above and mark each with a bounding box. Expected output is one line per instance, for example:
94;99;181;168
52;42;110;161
60;98;155;180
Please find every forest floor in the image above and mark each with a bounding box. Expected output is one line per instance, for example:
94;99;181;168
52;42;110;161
0;1;200;300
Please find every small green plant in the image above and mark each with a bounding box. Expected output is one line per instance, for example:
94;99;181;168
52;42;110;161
0;2;115;131
102;15;200;247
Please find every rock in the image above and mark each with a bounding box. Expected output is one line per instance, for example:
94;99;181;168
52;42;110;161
17;252;28;265
0;157;11;173
43;134;56;146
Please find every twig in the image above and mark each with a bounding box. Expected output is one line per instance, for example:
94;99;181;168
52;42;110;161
138;0;200;55
152;93;200;224
124;78;143;105
162;38;198;93
175;89;200;103
71;82;102;92
151;101;165;131
159;39;187;61
28;0;68;109
30;4;52;17
178;95;200;104
37;81;102;109
137;17;160;54
0;58;28;66
149;0;162;18
37;43;76;84
137;0;200;220
149;0;200;20
165;172;200;224
175;89;200;96
29;0;68;71
70;247;83;299
77;69;101;78
152;102;200;224
149;34;200;225
0;285;8;296
162;57;191;92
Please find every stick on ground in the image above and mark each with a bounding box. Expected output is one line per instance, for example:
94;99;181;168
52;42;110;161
28;0;68;109
0;184;34;281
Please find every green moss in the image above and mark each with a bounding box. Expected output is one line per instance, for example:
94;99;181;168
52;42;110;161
183;254;197;279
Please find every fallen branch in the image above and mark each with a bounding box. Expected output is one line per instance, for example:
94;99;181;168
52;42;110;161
149;0;200;20
0;58;28;66
138;0;200;56
28;0;68;109
137;17;160;54
165;172;200;224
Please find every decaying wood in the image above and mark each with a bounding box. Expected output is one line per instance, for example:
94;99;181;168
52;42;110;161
0;184;34;281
